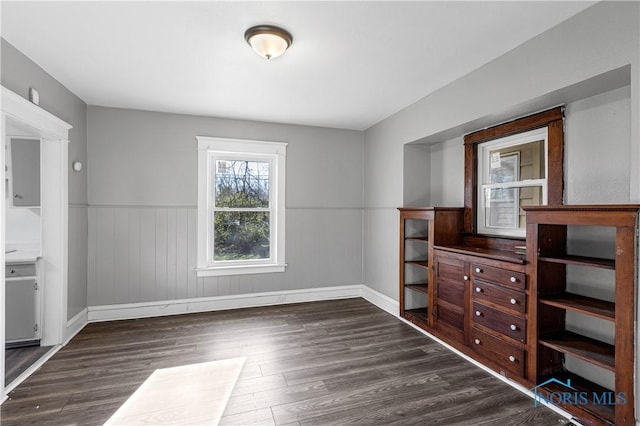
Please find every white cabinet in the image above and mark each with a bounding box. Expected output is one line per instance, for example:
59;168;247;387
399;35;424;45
5;262;40;346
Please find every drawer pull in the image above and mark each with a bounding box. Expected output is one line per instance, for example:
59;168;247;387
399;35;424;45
475;310;482;317
474;339;481;345
475;267;482;273
9;270;16;275
510;298;517;305
463;275;469;281
475;286;482;293
510;324;517;331
510;276;517;283
508;355;516;362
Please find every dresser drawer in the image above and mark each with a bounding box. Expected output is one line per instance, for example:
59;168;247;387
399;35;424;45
471;263;525;289
6;263;36;278
472;302;526;342
471;327;524;376
472;280;525;314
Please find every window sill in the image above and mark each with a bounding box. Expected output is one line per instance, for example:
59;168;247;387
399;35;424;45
196;264;286;277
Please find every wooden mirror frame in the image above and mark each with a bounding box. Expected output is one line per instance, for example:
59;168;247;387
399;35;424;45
463;107;564;234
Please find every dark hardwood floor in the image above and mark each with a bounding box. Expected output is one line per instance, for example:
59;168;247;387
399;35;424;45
0;298;568;425
5;345;53;386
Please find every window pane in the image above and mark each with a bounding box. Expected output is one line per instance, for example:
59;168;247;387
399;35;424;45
215;160;270;208
214;211;270;261
485;188;519;229
518;186;544;228
488;139;545;184
484;186;543;230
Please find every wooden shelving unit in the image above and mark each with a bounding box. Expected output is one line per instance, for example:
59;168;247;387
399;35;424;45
539;293;615;321
398;208;463;329
538;255;615;270
403;308;429;324
405;260;429;269
404;284;428;294
525;205;638;426
538;371;617;425
398;208;431;328
539;330;615;372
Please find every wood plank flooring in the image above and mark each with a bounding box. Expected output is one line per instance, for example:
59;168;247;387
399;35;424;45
5;345;53;386
0;298;569;425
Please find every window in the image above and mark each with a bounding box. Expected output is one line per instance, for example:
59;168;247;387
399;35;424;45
196;136;287;276
464;107;564;238
476;128;547;237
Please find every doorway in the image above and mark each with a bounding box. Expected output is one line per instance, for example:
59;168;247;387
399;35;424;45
1;86;71;400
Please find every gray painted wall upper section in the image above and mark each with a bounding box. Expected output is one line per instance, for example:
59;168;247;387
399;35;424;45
87;106;364;208
425;86;631;208
364;1;639;209
1;38;88;206
1;38;89;320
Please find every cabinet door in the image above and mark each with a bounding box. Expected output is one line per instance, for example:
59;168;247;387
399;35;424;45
10;138;41;207
434;254;467;343
6;278;37;342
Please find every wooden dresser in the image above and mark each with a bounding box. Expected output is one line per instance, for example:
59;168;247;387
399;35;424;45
398;205;638;425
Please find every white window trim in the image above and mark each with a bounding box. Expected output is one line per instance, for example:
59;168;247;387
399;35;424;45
477;127;548;238
196;136;287;277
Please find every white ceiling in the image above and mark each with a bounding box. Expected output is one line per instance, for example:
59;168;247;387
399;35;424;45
1;1;595;131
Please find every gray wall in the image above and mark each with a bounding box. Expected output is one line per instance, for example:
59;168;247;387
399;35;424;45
364;1;640;300
1;38;88;320
87;106;364;305
422;85;632;206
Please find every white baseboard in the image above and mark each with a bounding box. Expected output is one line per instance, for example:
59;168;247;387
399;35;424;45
65;307;88;345
361;285;399;317
88;285;363;322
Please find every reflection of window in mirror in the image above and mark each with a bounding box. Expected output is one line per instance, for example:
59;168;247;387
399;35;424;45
463;107;564;237
477;128;547;237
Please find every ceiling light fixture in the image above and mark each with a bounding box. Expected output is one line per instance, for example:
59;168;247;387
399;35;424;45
244;25;293;60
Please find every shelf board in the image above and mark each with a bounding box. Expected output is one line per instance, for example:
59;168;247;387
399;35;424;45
405;260;429;269
405;284;428;294
539;293;615;322
403;308;428;324
538;254;615;270
537;371;615;425
405;236;429;242
434;244;525;264
539;330;615;372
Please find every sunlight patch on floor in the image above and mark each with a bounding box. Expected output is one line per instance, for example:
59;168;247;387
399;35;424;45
104;357;246;425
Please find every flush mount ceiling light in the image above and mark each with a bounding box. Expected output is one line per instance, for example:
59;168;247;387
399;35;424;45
244;25;293;60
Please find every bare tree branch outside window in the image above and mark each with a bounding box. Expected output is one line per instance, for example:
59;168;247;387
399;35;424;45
214;160;270;260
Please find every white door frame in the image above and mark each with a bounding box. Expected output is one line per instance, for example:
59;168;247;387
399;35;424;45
1;86;71;402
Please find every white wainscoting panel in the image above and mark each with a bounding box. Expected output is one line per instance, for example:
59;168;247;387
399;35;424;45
88;206;362;306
